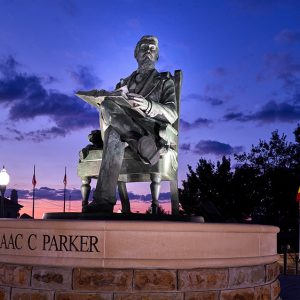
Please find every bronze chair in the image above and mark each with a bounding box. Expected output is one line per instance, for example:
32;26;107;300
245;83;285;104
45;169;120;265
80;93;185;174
77;70;182;214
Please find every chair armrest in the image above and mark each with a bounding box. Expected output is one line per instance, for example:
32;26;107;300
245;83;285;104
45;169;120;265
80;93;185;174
159;124;178;148
79;145;102;160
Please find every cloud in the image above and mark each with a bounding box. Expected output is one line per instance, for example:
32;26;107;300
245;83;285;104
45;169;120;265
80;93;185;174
0;56;98;141
0;55;19;77
7;187;170;202
43;75;57;85
126;18;141;29
264;53;300;74
224;99;300;123
5;187;84;201
223;112;247;122
69;65;102;89
275;29;300;44
184;78;231;106
256;51;300;115
277;72;300;91
179;143;191;151
186;93;224;106
59;0;78;16
6;127;25;141
180;118;213;131
38;187;66;200
125;192;170;202
5;188;31;200
257;52;300;90
25;127;68;142
211;67;227;77
0;134;8;141
194;140;243;156
202;96;224;106
254;100;300;122
229;0;300;13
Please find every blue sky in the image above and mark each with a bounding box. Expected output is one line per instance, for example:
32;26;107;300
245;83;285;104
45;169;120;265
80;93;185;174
0;0;299;203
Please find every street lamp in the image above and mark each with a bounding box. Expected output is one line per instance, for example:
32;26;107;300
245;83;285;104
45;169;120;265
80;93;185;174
0;166;10;218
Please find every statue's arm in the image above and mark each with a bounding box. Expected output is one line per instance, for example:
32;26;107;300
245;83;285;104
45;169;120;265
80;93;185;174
145;78;178;124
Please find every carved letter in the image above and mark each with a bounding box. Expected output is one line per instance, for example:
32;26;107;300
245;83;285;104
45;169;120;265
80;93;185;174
69;235;79;251
59;235;69;251
80;236;89;252
15;234;23;250
28;234;37;250
49;236;59;251
89;236;100;253
0;235;7;249
8;235;15;249
43;235;50;250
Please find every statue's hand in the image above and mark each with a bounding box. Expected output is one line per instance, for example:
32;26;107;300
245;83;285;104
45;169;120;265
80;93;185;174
127;93;149;111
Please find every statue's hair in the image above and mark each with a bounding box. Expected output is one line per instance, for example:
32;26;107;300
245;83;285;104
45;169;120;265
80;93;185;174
134;35;159;60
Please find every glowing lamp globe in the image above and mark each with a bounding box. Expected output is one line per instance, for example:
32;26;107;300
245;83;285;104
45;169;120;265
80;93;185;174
0;168;10;186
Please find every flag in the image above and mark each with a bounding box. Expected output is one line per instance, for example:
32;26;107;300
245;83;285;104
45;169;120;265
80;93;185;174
296;186;300;202
63;167;67;187
32;165;37;187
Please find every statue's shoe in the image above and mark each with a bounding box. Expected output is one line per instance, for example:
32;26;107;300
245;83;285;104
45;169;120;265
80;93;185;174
82;201;113;214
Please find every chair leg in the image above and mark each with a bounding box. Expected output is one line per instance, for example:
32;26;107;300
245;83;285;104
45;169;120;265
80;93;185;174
81;177;91;210
170;179;179;215
150;173;161;215
117;181;131;214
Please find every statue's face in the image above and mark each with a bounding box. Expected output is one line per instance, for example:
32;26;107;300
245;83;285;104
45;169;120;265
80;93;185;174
136;42;158;66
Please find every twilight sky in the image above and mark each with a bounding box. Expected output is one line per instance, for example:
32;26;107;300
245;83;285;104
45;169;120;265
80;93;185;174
0;0;299;216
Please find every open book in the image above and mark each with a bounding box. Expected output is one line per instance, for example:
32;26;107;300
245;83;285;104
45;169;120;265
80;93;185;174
75;86;146;117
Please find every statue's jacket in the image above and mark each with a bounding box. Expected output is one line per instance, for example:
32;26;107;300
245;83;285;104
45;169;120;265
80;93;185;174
99;69;178;141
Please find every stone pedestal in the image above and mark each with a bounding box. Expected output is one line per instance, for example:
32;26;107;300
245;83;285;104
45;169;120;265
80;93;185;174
0;219;280;299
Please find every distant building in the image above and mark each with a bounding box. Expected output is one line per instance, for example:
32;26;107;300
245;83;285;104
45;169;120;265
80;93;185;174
0;189;23;218
20;213;32;219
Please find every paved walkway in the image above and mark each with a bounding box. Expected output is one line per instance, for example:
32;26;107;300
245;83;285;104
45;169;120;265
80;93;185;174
279;275;300;300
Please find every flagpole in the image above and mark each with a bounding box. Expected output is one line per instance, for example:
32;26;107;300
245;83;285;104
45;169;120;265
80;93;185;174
32;187;35;218
296;199;300;275
63;167;66;213
296;186;300;275
297;186;300;274
32;165;36;219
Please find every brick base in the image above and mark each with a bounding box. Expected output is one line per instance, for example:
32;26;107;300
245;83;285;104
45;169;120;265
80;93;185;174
0;262;280;300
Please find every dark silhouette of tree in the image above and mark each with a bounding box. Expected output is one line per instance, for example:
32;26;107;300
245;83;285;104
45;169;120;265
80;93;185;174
234;129;300;227
179;157;232;222
145;205;167;215
179;125;300;236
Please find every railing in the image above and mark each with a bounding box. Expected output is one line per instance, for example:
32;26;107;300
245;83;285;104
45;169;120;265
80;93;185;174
281;245;299;275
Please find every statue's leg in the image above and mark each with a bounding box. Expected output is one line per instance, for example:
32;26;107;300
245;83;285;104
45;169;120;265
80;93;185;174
81;177;91;210
101;99;145;139
84;127;125;213
170;180;179;215
101;99;161;165
150;173;161;214
117;181;131;213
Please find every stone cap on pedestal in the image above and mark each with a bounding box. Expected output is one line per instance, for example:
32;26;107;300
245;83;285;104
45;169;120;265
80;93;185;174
0;219;279;269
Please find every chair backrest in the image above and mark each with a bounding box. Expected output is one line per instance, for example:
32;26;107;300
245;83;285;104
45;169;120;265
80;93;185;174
171;70;183;151
174;70;183;129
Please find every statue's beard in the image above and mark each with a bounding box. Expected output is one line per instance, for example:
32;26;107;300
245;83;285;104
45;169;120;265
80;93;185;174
138;56;156;70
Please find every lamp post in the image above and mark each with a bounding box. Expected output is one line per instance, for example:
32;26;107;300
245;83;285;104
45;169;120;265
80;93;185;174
0;166;10;218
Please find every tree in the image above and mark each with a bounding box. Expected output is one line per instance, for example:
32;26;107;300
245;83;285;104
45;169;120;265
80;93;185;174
179;157;233;222
234;129;300;227
179;126;300;231
145;205;167;215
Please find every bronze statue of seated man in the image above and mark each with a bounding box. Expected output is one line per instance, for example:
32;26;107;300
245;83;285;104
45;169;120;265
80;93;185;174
79;35;178;213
